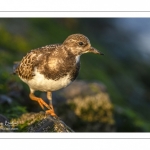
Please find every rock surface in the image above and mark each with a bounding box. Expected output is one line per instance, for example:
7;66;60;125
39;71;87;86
11;112;74;132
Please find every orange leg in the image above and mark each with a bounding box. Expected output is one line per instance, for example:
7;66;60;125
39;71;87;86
46;91;57;117
29;93;51;110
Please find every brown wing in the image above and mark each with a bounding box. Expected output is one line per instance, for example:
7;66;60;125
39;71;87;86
15;44;61;80
15;50;40;80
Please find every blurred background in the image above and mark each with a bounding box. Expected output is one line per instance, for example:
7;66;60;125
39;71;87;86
0;18;150;132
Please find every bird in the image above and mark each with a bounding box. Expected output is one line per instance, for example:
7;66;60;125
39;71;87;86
14;33;104;117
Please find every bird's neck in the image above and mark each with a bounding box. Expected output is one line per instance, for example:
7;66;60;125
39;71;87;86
63;45;81;56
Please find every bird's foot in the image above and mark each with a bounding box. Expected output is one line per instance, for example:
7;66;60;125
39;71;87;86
45;109;58;118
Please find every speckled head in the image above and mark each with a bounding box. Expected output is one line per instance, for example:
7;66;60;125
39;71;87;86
63;34;104;55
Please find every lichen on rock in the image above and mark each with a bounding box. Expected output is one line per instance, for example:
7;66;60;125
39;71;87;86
10;111;73;132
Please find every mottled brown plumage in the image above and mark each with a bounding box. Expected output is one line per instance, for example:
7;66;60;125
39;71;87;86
14;33;103;117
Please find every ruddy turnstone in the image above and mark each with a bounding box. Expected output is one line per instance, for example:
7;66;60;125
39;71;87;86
14;34;104;117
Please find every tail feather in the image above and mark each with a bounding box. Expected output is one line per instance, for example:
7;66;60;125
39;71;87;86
13;61;20;75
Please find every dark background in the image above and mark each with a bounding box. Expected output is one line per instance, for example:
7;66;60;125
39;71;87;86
0;18;150;132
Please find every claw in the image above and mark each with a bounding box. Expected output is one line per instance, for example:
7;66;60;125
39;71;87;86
46;109;57;117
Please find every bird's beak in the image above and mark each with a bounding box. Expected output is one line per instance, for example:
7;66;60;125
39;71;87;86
89;47;104;55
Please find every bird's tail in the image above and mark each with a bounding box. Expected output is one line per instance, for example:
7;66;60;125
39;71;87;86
13;61;20;75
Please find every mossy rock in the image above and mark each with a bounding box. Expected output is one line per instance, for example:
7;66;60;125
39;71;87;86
10;111;73;132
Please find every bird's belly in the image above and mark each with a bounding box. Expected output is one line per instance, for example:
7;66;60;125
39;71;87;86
20;71;72;92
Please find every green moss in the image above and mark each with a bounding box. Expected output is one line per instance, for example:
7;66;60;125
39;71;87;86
0;102;27;120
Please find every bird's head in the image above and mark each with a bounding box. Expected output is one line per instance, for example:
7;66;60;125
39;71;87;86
63;34;104;56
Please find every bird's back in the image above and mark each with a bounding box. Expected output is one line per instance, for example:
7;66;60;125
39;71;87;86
15;43;80;82
14;44;61;80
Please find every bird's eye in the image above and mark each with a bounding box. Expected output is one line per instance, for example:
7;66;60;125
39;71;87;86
79;42;84;46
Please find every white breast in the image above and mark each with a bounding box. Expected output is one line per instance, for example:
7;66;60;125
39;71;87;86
20;69;72;92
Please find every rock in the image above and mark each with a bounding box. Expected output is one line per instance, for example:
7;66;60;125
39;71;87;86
59;80;107;98
10;111;73;132
55;80;115;132
0;95;12;104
